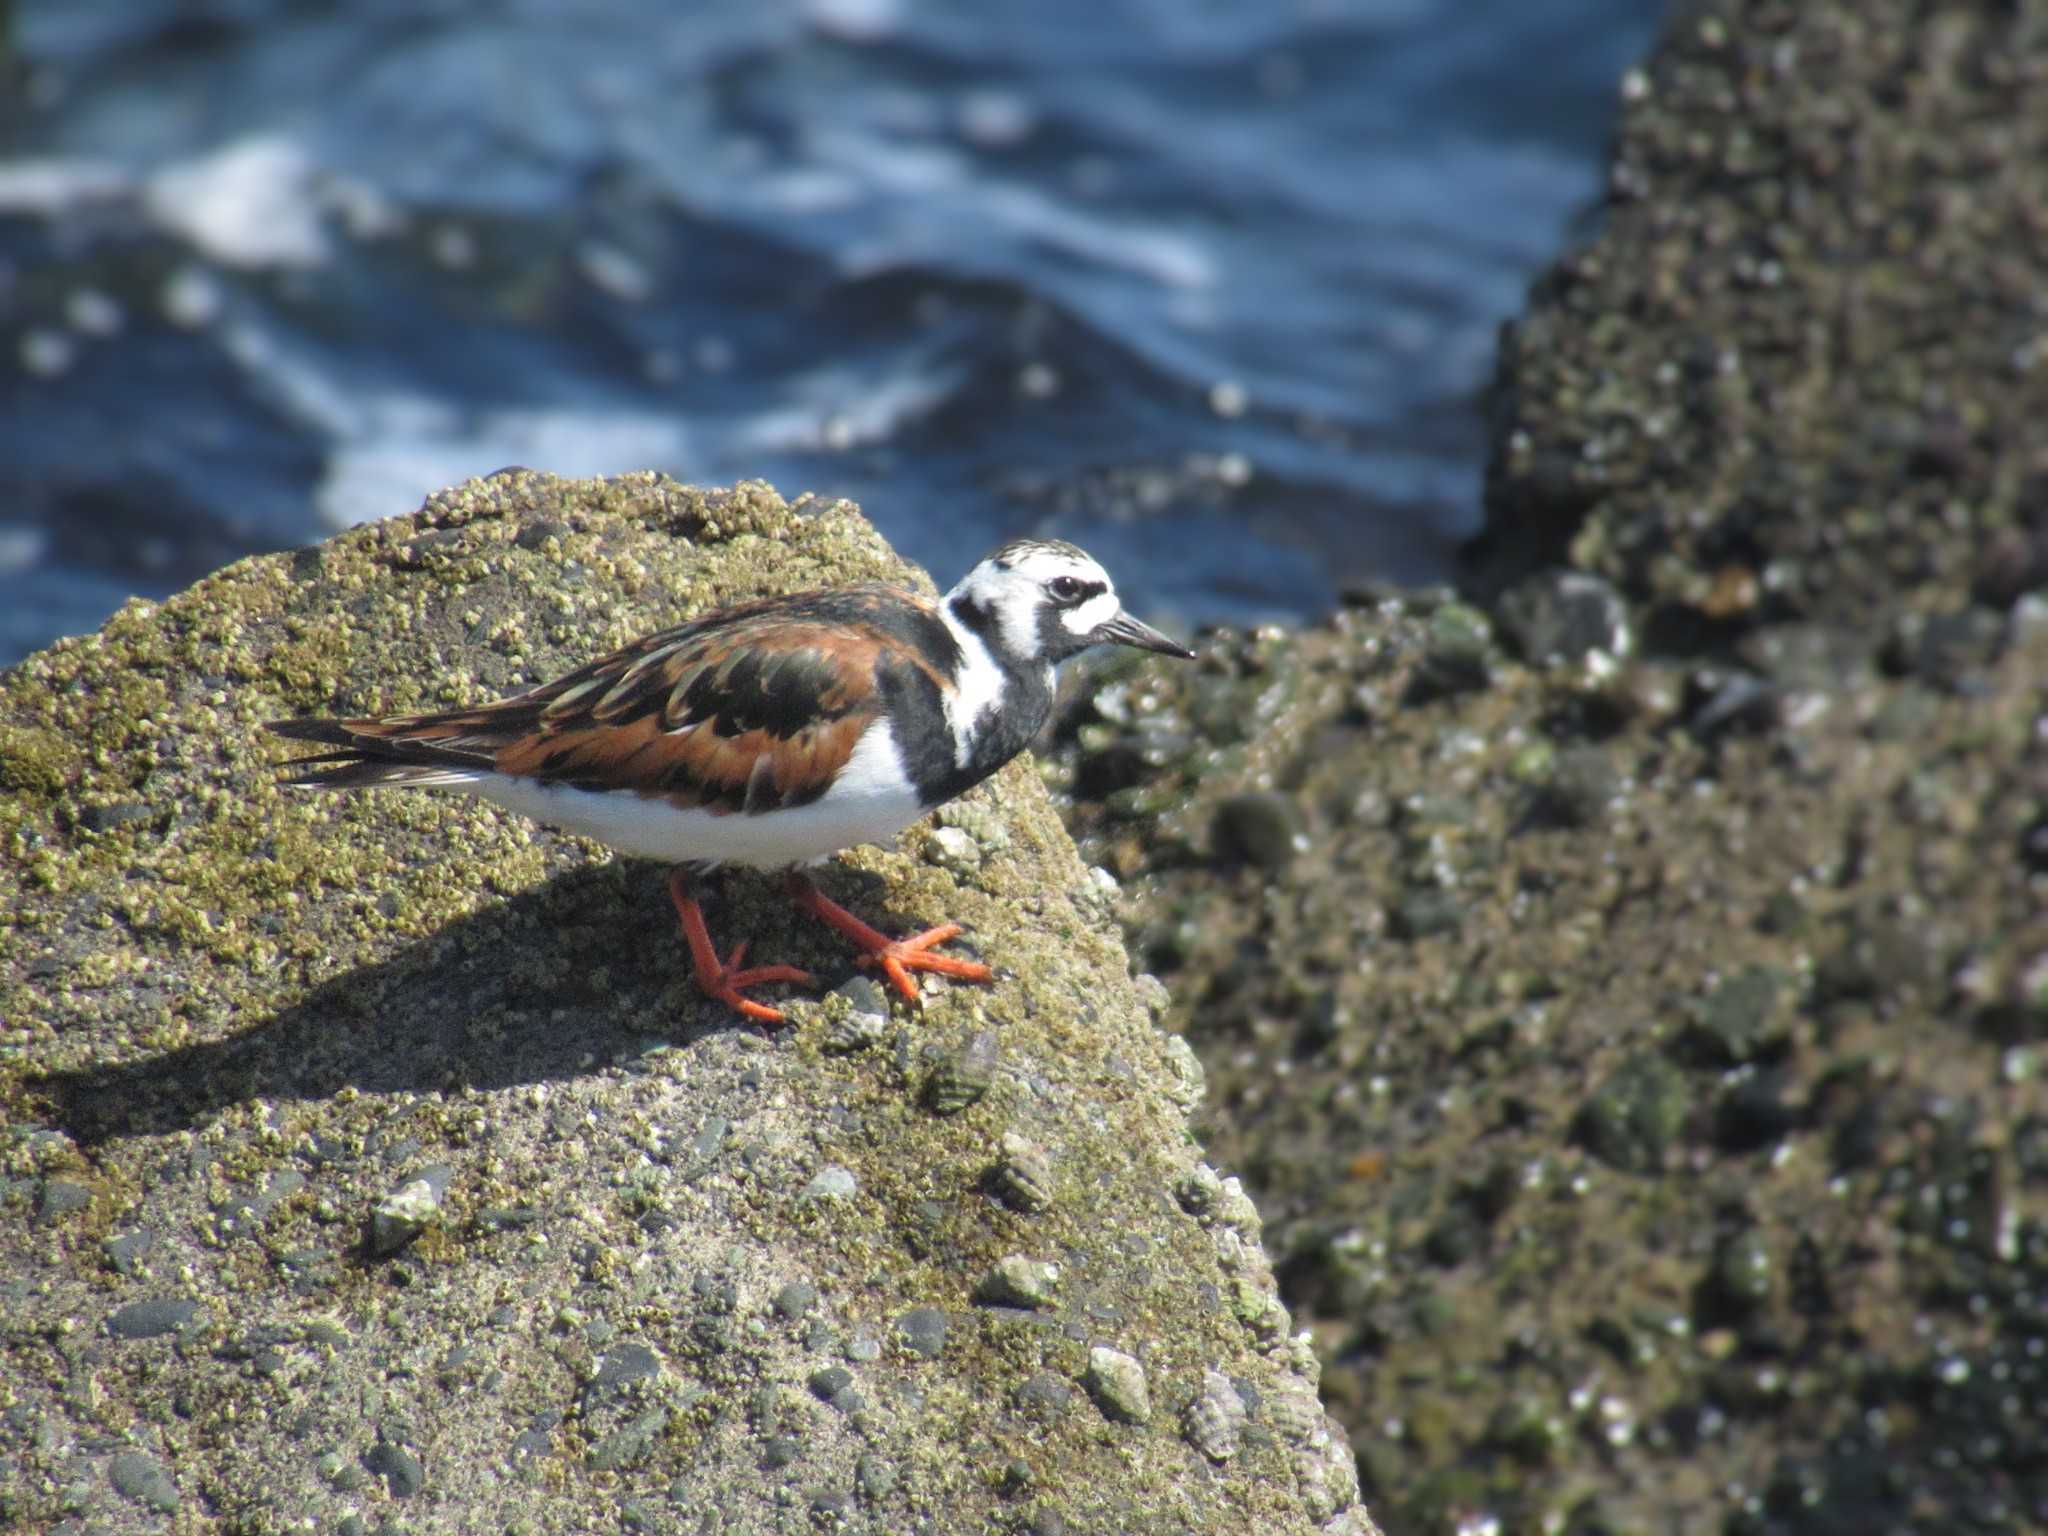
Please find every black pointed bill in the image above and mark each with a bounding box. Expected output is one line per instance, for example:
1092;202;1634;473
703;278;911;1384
1093;610;1196;660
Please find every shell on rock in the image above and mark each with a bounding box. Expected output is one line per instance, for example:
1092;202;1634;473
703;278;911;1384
925;1030;998;1115
991;1132;1055;1213
1265;1381;1323;1446
1182;1370;1247;1462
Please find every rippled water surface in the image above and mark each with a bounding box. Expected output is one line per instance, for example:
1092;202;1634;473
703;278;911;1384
0;0;1667;663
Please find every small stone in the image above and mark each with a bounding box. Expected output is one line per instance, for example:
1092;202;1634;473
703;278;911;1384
925;1030;999;1115
1709;1230;1774;1314
1536;745;1621;828
856;1452;897;1500
1176;1164;1223;1216
822;977;889;1053
589;1342;662;1401
1685;966;1785;1064
108;1298;201;1340
108;1449;179;1513
843;1328;883;1363
1496;568;1632;666
587;1408;670;1471
895;1306;949;1358
974;1255;1060;1309
369;1165;450;1255
808;1365;854;1403
37;1178;92;1221
927;825;982;871
362;1436;424;1498
1013;1371;1074;1419
1211;792;1304;870
1391;888;1463;940
1577;1052;1693;1172
801;1166;858;1202
691;1116;730;1161
773;1282;818;1320
1414;602;1495;696
102;1228;156;1275
760;1434;803;1469
1081;1346;1150;1423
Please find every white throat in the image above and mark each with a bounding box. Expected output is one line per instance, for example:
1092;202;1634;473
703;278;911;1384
938;601;1044;770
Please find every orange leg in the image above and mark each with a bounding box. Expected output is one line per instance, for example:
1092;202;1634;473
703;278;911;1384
667;870;815;1023
786;872;995;1005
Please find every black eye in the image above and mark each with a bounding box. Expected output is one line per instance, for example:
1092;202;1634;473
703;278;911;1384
1048;575;1086;603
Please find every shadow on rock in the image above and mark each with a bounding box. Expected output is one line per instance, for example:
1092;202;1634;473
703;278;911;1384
25;861;817;1147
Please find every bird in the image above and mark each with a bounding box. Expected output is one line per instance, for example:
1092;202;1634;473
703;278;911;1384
266;537;1194;1022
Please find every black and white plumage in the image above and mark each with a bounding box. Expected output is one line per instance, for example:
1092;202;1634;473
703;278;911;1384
267;538;1194;1020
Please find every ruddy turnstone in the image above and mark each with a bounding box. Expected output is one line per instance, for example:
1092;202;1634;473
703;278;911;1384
268;537;1193;1021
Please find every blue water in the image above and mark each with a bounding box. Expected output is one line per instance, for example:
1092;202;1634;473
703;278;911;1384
0;0;1666;665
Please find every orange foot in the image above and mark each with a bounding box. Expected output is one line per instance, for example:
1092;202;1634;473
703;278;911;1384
787;872;995;1005
668;870;815;1023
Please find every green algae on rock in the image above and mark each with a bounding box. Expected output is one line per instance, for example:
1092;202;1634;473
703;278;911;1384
0;472;1380;1536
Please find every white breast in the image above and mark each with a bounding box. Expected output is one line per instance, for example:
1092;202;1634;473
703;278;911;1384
448;719;928;869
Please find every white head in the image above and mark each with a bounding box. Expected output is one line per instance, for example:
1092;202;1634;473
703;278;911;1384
944;538;1194;667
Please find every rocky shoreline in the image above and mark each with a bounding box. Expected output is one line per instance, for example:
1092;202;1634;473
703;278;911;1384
1052;2;2047;1531
6;3;2046;1533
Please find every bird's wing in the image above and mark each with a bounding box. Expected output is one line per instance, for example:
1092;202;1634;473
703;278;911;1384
269;586;948;814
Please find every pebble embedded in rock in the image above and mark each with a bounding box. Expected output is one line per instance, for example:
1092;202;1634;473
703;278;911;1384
823;976;890;1053
773;1282;818;1320
1013;1371;1074;1419
107;1298;201;1340
927;825;982;871
800;1166;857;1202
37;1177;92;1221
590;1342;662;1400
974;1255;1060;1309
1576;1052;1693;1173
109;1449;180;1513
369;1165;451;1255
1081;1346;1150;1423
856;1452;897;1500
1497;568;1632;667
895;1306;948;1358
362;1437;425;1499
808;1365;853;1402
102;1228;155;1275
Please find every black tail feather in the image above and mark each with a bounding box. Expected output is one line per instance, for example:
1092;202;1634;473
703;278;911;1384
264;717;492;790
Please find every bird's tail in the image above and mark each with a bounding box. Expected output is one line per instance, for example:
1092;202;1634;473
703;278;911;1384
264;718;489;790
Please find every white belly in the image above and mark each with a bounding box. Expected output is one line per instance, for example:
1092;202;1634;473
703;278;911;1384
452;719;928;868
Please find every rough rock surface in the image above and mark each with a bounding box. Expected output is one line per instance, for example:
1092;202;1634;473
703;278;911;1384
0;474;1378;1536
1052;4;2048;1532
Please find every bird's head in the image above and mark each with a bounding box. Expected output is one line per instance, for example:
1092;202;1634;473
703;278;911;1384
947;539;1195;667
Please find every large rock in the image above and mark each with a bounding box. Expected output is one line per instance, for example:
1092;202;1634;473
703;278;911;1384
0;473;1378;1536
